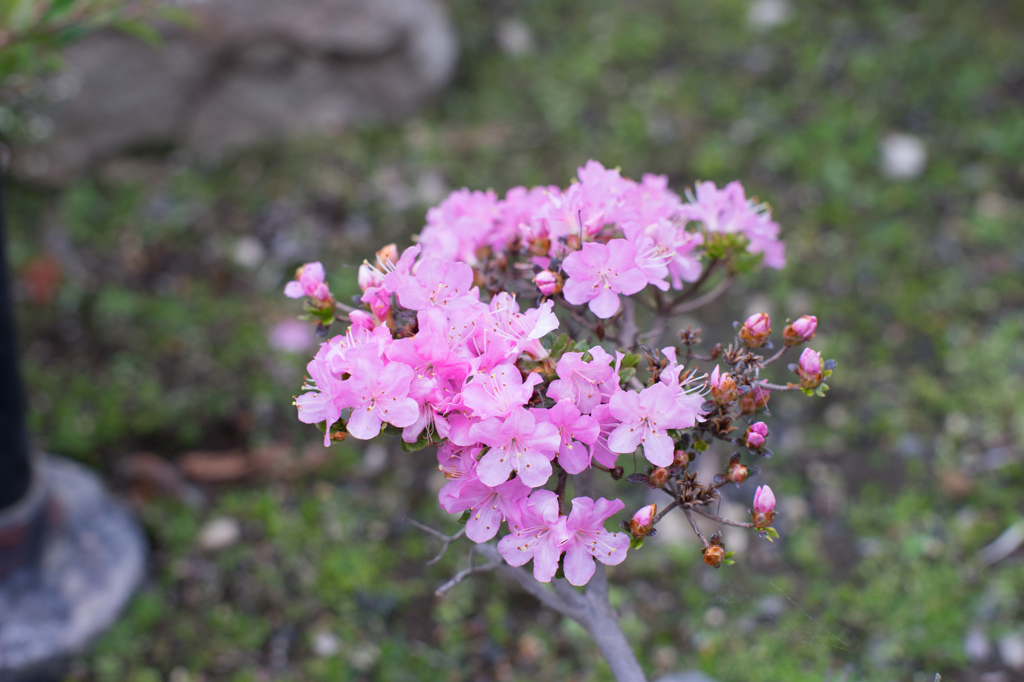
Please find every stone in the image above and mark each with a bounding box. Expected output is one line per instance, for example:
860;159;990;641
197;516;241;551
964;625;992;664
0;456;146;680
998;632;1024;671
880;132;928;180
14;0;458;182
311;631;339;658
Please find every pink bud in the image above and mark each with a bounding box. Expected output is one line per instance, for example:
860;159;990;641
708;365;737;403
534;270;561;296
745;422;768;449
784;315;817;345
745;313;770;334
753;485;776;514
358;263;384;292
630;503;657;538
796;348;824;388
740;313;771;348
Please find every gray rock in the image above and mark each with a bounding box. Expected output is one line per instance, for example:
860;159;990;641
998;632;1024;671
0;456;146;679
15;0;458;182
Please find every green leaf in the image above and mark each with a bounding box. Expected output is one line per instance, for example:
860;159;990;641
629;536;644;550
458;511;471;525
400;432;432;453
723;551;735;558
620;352;642;368
693;439;709;452
111;19;162;47
154;5;198;27
618;367;636;384
550;332;569;357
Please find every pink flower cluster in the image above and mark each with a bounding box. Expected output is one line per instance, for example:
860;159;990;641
417;161;785;318
284;161;802;585
290;254;709;584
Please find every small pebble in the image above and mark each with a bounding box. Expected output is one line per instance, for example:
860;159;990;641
964;625;992;663
312;631;339;658
998;632;1024;671
881;133;927;179
197;517;241;551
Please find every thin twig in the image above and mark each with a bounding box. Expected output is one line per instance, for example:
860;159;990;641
651;499;680;525
670;259;719;308
619;296;639;349
671;274;735;315
756;381;802;391
761;345;789;366
405;518;466;566
554;296;601;336
689;505;757;529
434;559;500;597
683;509;709;548
334;300;357;314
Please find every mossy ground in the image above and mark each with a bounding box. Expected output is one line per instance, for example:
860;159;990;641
6;1;1024;680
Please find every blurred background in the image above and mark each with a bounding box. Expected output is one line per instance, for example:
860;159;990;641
2;0;1024;680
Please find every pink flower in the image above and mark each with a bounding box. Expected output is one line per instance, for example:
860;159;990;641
546;347;617;415
560;496;630;586
681;181;785;269
437;444;480;511
295;349;345;445
470;407;561;488
607;383;691;466
461;363;543;419
418;189;500;265
753;485;776;514
533;270;561;296
561;240;648;319
784;315;817;345
658;347;708;426
587;404;623;469
395;257;478;311
629;503;656;539
745;421;769;449
532;401;600;474
498;490;568;583
483;293;560;360
739;312;771;348
796;347;823;388
337;353;420;440
444;475;531;543
268;320;314;353
284;262;333;302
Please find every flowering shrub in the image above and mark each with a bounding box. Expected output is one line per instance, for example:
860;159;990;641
284;160;835;679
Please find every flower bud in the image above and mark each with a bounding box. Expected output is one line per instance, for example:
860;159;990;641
708;365;738;403
703;544;725;568
739;313;771;348
726;461;748;484
783;315;817;346
533;270;562;296
752;484;776;513
740;384;770;414
630;504;657;539
376;244;399;268
796;348;824;388
751;484;776;528
702;532;727;568
673;450;690;469
358;263;384;292
648;467;670;488
745;422;769;449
